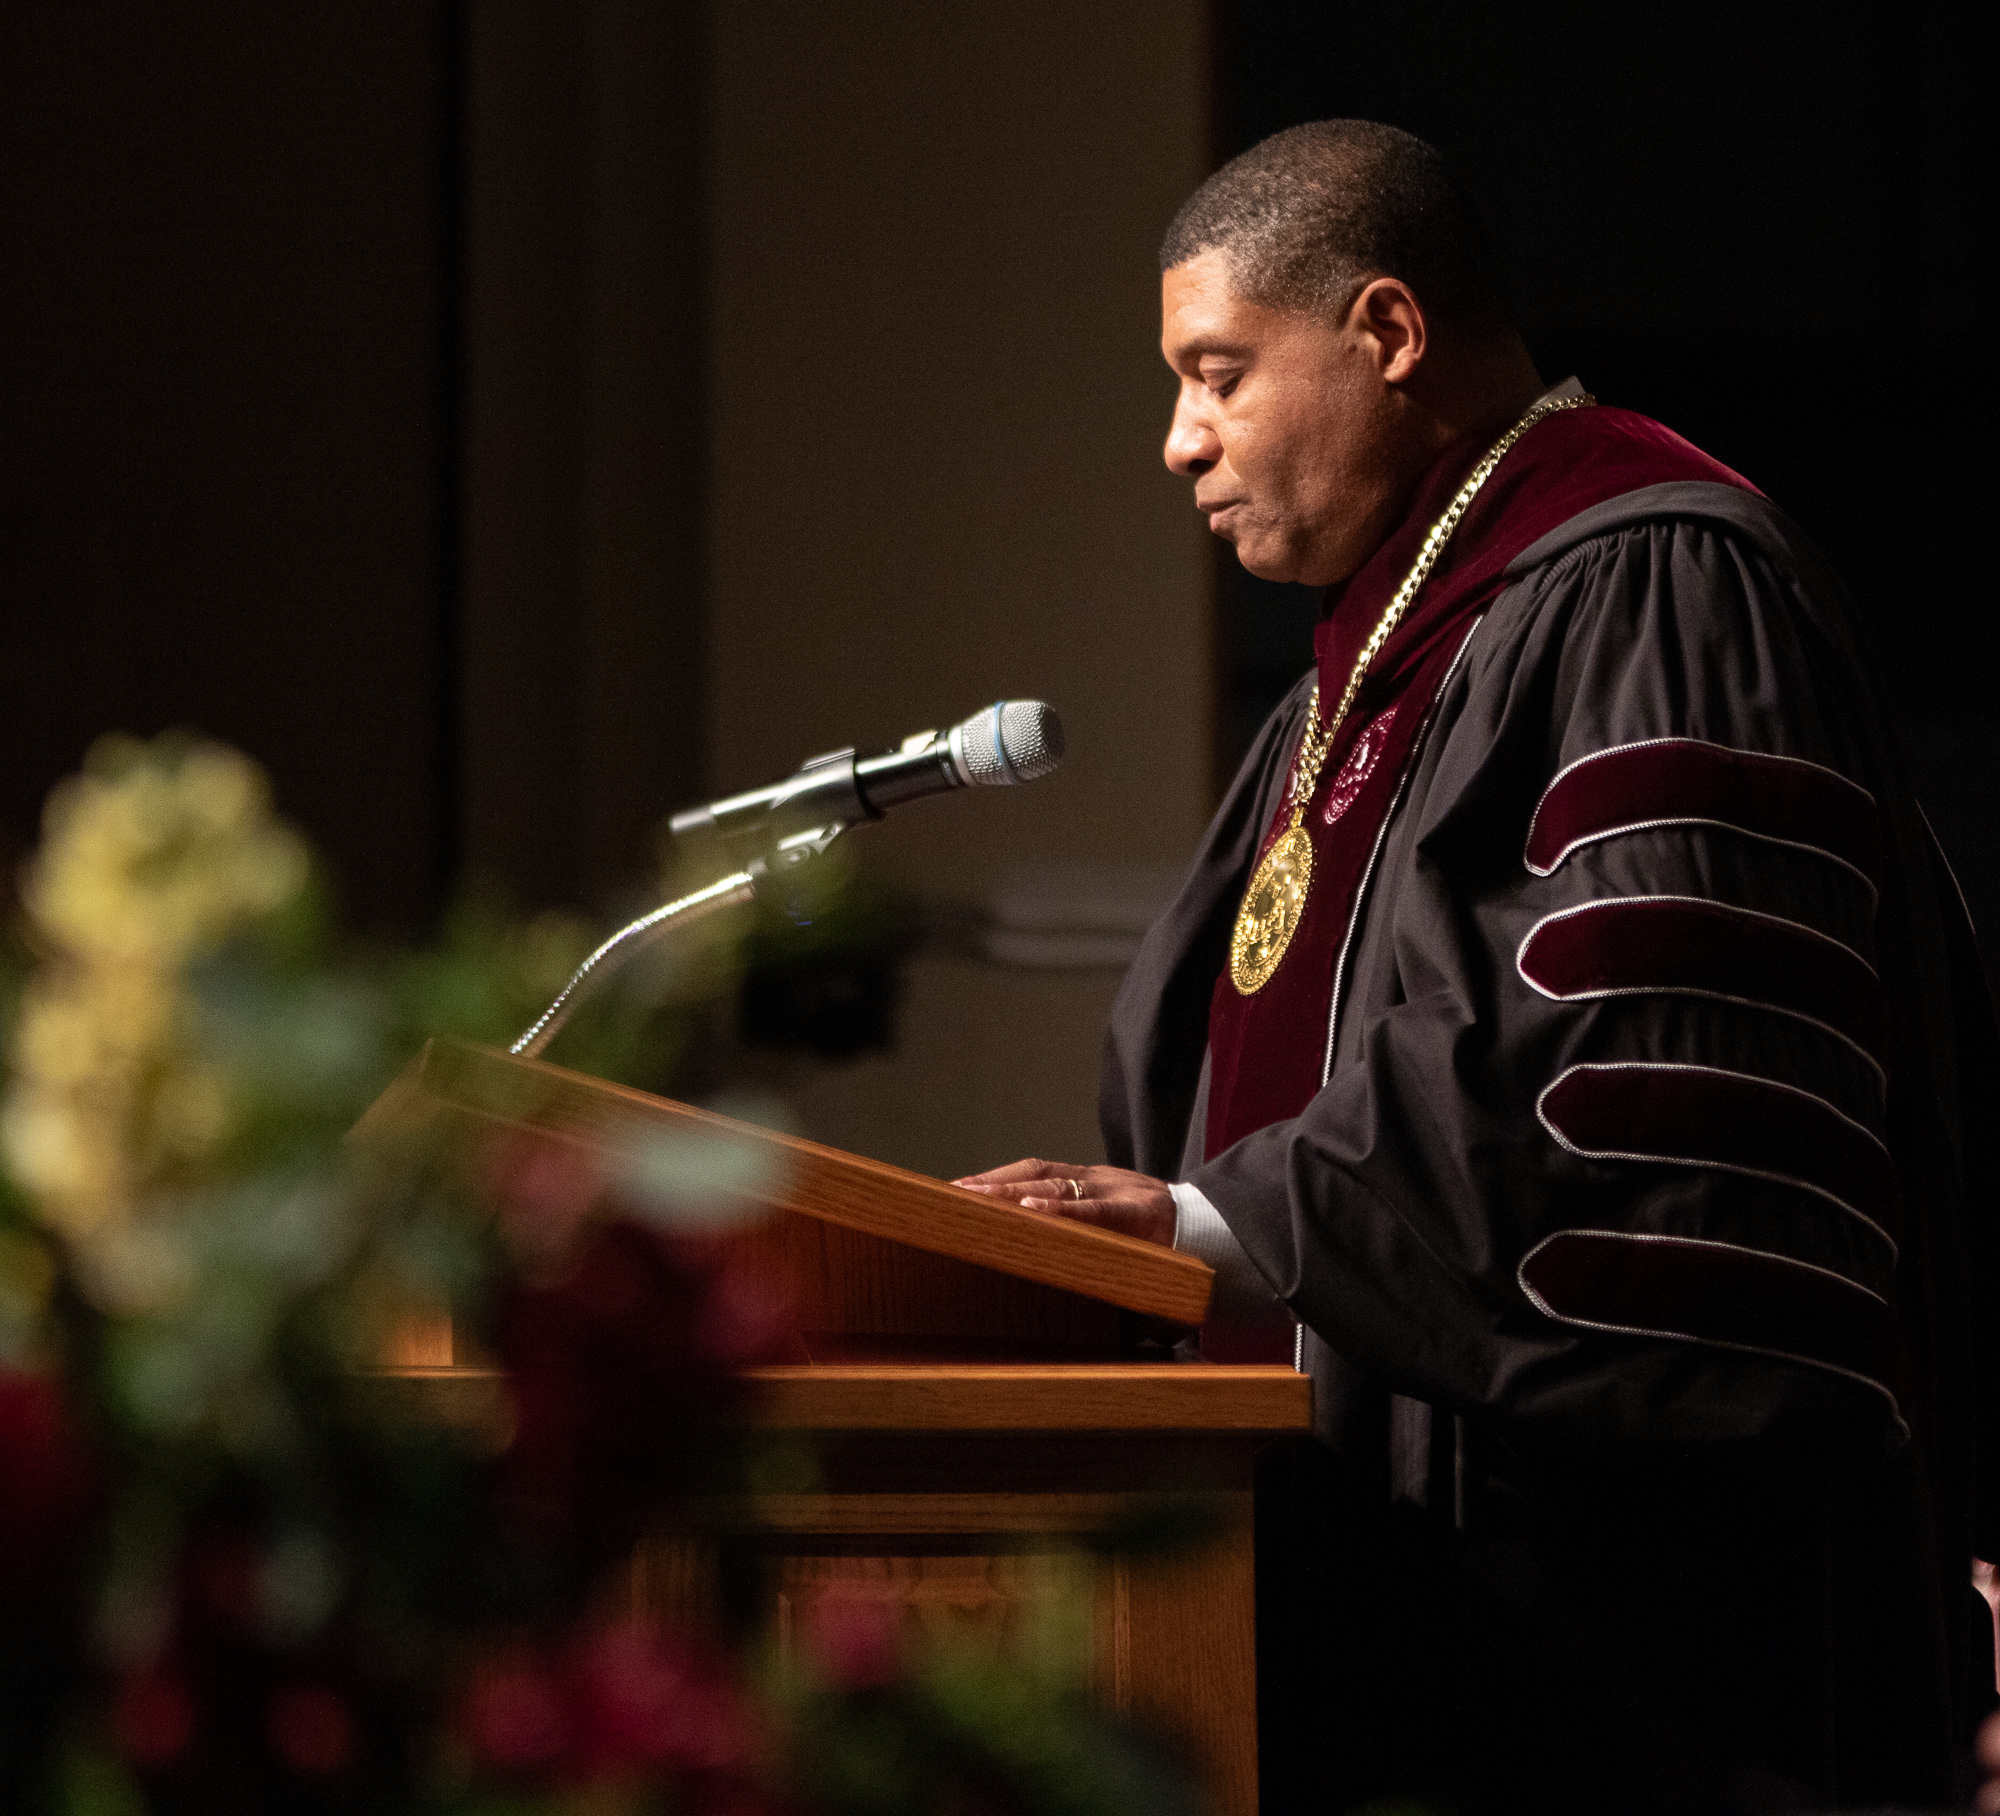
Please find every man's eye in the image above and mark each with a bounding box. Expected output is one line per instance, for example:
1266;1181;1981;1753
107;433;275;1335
1205;370;1241;399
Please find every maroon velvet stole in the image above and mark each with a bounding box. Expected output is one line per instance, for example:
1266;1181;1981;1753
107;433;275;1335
1202;403;1757;1165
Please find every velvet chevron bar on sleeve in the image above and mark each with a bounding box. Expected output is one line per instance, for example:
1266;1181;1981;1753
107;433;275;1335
1517;894;1888;1078
1524;737;1883;894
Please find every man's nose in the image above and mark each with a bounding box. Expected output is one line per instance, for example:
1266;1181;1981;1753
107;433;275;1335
1163;395;1219;477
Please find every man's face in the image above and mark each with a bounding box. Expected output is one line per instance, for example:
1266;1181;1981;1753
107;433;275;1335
1160;250;1407;587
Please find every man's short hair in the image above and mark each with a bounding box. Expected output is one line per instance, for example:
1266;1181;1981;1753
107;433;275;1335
1160;121;1510;334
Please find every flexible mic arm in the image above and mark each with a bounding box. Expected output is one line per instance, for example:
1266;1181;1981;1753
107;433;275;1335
511;701;1064;1061
510;821;843;1060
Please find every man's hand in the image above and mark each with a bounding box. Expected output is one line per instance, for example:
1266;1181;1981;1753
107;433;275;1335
952;1159;1177;1247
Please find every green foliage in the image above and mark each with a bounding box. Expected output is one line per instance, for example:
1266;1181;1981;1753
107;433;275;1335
783;1651;1201;1816
0;734;1200;1816
385;893;699;1093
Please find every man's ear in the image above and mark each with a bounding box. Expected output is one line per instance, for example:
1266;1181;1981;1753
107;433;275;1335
1347;277;1427;385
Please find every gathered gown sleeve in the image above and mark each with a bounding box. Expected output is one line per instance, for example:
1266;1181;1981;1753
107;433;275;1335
1188;515;1918;1460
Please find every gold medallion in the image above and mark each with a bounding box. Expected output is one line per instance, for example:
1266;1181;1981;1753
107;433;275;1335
1229;823;1315;993
1225;389;1596;995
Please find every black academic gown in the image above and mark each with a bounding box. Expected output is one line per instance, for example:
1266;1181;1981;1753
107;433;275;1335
1102;480;2000;1813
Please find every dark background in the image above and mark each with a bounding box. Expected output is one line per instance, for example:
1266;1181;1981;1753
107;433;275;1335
1;6;462;929
0;0;707;933
4;1;1995;953
1215;0;2000;960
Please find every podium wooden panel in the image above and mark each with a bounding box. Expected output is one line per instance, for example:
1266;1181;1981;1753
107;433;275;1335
361;1041;1312;1813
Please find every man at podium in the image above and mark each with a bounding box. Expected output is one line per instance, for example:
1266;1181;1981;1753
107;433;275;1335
958;122;1995;1812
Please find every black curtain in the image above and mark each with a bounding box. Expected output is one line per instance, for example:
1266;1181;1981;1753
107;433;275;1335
1211;0;1999;962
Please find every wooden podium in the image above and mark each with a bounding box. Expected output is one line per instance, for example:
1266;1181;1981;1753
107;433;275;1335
361;1040;1311;1814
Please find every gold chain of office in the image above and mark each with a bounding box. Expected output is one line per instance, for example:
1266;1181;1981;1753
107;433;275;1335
1227;390;1598;996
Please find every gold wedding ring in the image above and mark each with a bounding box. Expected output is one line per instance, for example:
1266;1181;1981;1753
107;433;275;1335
1067;1177;1083;1201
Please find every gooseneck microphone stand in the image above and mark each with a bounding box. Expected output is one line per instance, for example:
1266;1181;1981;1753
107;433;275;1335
508;700;1064;1062
509;820;846;1061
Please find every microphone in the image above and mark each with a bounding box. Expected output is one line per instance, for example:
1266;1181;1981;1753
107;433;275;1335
669;700;1064;842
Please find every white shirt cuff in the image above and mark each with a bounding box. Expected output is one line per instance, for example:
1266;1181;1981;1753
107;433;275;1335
1169;1181;1289;1322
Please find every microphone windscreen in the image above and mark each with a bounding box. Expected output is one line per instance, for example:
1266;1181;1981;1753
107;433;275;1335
958;701;1064;786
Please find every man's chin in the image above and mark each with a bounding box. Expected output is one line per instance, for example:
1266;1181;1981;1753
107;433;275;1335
1210;515;1314;583
1229;540;1302;586
1227;533;1347;589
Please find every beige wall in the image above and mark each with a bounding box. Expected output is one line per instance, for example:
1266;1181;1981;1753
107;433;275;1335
706;4;1213;1173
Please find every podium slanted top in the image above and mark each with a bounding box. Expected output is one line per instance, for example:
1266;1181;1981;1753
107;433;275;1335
355;1038;1213;1328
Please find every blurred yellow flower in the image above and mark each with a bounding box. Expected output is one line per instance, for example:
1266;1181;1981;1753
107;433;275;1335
4;736;308;1297
25;736;306;967
1;1075;130;1238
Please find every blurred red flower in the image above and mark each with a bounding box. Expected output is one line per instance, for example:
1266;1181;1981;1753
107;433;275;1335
460;1619;762;1794
696;1255;795;1365
0;1368;93;1608
462;1648;572;1773
114;1665;196;1768
188;1533;266;1637
496;1217;787;1565
267;1682;353;1776
572;1619;756;1776
805;1596;902;1691
484;1131;603;1276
